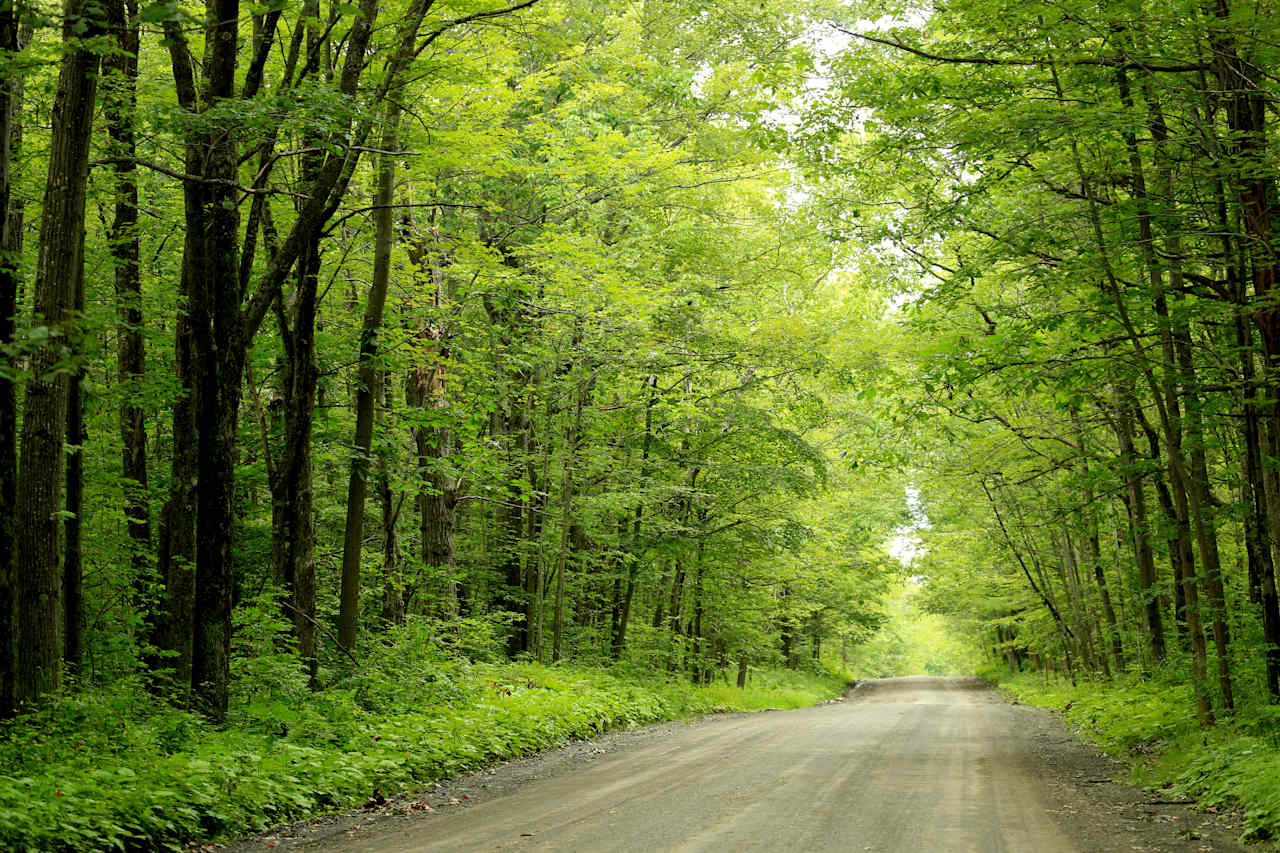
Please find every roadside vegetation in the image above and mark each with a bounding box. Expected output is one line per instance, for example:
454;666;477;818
999;668;1280;845
0;615;847;853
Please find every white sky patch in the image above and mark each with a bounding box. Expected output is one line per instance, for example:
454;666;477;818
886;484;929;568
888;289;921;313
691;63;712;99
887;531;926;567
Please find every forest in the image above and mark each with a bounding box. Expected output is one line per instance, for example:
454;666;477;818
3;0;1280;848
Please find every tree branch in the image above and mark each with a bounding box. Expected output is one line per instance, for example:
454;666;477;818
835;27;1209;73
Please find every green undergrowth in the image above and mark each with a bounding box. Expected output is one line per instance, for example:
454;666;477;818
999;669;1280;844
0;652;843;852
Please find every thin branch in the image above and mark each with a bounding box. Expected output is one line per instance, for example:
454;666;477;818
835;27;1209;73
414;0;543;58
280;599;359;664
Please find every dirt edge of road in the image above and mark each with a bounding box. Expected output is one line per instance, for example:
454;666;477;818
211;699;851;853
999;692;1249;852
212;678;1250;853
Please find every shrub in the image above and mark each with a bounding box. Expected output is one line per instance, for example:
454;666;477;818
0;660;843;852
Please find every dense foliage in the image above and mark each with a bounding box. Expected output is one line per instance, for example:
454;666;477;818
805;0;1280;723
0;0;905;847
9;0;1280;845
0;0;903;719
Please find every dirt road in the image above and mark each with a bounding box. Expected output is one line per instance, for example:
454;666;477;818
232;677;1245;852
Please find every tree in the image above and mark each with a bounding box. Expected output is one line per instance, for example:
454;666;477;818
14;0;105;704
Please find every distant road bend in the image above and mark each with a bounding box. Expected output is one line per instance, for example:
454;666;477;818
246;677;1243;852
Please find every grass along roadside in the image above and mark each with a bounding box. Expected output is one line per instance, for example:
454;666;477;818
997;669;1280;845
0;662;845;853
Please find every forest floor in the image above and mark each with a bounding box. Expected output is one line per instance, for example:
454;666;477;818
219;676;1247;852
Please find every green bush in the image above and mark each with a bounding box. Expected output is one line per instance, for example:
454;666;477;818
1175;737;1280;841
999;669;1280;846
1002;673;1198;752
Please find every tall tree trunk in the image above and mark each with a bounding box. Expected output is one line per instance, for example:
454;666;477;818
1260;416;1280;698
608;516;627;658
338;103;401;651
499;401;528;656
271;228;320;687
611;376;657;660
1060;531;1097;673
269;2;327;686
1204;0;1280;703
154;270;197;693
528;387;553;659
690;546;705;682
778;585;795;669
651;560;672;630
408;224;460;620
1138;423;1187;647
104;0;150;601
1176;324;1233;710
14;0;103;704
482;288;532;656
0;1;24;717
1237;306;1280;698
375;367;404;626
180;0;246;721
521;396;544;653
1112;400;1166;662
377;452;404;627
62;268;84;674
1078;441;1124;669
1113;62;1212;724
551;373;584;662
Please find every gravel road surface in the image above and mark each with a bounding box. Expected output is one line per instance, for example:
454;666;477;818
225;676;1246;852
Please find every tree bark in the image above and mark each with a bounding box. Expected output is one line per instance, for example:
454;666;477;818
498;400;529;655
0;0;23;717
1077;440;1124;669
62;267;84;674
407;224;461;622
272;1;333;686
1175;323;1233;711
377;450;404;627
271;225;320;687
1237;310;1280;699
611;376;657;660
1111;400;1166;662
338;103;401;651
103;0;151;602
14;0;103;704
552;346;586;662
690;546;705;682
162;0;429;718
186;0;246;721
377;364;403;627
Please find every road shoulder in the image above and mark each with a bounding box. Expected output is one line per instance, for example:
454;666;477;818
1010;698;1249;852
